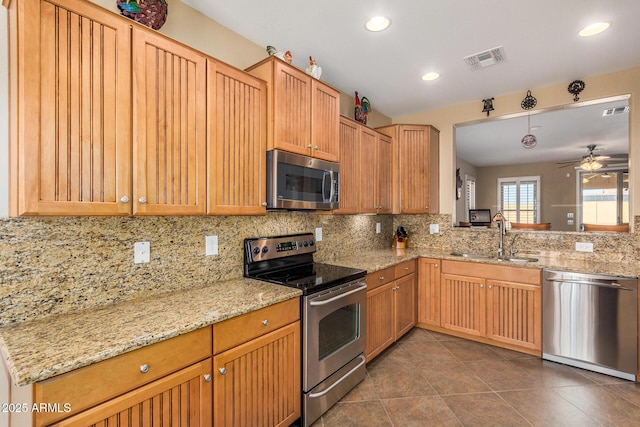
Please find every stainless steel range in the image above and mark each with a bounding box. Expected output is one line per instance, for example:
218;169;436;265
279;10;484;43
244;233;367;426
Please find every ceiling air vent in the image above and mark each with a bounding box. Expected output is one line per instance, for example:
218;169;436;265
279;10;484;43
464;46;507;71
602;106;629;116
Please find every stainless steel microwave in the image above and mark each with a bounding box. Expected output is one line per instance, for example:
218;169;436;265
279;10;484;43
266;150;340;210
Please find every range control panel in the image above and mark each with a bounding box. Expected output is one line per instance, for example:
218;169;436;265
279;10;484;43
245;233;315;263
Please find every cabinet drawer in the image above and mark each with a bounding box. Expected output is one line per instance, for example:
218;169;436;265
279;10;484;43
366;266;396;291
213;298;300;354
395;260;416;278
35;327;212;426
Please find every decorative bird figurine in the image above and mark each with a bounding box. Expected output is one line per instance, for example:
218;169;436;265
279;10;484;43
354;91;371;125
117;0;168;30
306;56;322;79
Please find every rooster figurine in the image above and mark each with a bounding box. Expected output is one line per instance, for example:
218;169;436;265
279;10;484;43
354;91;371;125
117;0;168;30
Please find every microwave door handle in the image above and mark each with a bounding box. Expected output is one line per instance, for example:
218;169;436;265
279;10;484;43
329;170;336;202
322;170;331;202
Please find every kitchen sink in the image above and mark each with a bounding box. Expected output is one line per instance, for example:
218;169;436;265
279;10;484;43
498;257;539;263
450;252;494;259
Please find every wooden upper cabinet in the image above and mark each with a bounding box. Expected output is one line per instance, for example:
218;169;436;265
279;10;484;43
359;126;378;213
335;117;360;214
376;132;393;214
8;0;132;215
376;124;440;214
246;56;340;161
310;80;340;162
207;60;267;215
132;28;207;215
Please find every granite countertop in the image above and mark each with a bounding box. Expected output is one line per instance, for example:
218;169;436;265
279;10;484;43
0;278;301;386
2;248;636;388
325;248;640;278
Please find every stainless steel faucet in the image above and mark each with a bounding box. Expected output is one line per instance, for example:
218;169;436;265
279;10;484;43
491;211;507;258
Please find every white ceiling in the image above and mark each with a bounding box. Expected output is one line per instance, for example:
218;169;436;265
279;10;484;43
181;0;640;119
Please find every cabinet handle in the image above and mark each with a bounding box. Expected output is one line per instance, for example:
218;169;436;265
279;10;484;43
120;196;129;203
262;319;269;326
204;374;212;382
219;367;227;375
140;364;150;374
404;267;409;270
139;197;147;204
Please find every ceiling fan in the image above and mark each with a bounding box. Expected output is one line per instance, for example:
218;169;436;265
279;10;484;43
557;144;628;170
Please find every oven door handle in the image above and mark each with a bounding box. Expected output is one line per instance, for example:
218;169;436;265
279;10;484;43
309;282;367;306
308;355;366;399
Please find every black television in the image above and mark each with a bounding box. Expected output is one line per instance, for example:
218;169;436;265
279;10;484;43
469;209;491;226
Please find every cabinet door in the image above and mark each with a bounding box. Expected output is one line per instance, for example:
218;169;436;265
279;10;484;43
394;274;417;340
365;281;395;361
376;133;393;213
417;258;441;326
359;127;378;213
310;80;340;162
335;117;361;214
213;322;300;427
11;0;131;215
272;61;311;156
132;28;207;215
398;125;433;213
50;360;212;427
441;273;486;337
486;280;542;351
207;60;267;215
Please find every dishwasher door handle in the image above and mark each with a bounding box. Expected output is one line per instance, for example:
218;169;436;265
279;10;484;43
546;278;635;291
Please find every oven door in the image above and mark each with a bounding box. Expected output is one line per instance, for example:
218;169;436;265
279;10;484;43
266;149;339;210
303;279;366;392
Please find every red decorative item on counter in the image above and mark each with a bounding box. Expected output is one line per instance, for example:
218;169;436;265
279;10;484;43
117;0;168;30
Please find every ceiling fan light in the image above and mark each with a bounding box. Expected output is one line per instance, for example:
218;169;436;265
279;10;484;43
521;134;537;148
581;160;603;171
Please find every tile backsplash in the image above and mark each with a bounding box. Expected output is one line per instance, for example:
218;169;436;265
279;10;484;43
1;213;638;325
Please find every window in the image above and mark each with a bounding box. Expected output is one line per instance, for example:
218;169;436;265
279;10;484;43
497;176;540;223
464;175;476;221
578;168;628;226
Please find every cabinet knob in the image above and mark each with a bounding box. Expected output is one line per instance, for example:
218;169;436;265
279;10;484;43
219;367;227;375
204;374;212;382
262;319;269;326
139;197;147;204
424;205;429;210
307;144;313;148
314;145;319;150
435;264;439;268
488;285;493;289
480;284;484;288
140;364;150;374
120;196;129;203
379;276;385;280
404;267;409;270
261;202;268;207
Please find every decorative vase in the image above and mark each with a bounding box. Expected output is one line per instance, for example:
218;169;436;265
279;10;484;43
117;0;168;30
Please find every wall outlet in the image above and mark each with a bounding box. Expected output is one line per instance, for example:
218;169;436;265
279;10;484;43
315;227;323;242
376;223;381;234
134;241;150;264
567;212;574;218
429;224;440;234
575;242;594;252
567;219;574;225
205;235;219;256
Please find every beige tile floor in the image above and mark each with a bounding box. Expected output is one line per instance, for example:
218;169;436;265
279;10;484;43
309;328;640;426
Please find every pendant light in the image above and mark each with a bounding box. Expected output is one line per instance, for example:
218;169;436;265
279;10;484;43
521;114;537;149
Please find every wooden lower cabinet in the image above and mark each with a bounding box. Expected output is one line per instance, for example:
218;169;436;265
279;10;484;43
213;322;301;427
439;260;542;353
50;360;212;427
366;261;417;361
417;258;441;327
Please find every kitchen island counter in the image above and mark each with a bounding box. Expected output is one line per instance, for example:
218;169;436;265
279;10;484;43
0;278;301;386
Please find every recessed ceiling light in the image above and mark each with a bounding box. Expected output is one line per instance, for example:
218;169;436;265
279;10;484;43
421;72;440;81
579;22;610;37
365;16;391;32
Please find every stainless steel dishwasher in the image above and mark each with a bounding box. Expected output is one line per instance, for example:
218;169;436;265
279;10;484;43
543;269;638;381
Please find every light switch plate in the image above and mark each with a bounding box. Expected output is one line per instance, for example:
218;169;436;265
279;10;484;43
429;224;440;234
134;241;150;264
315;227;323;242
575;242;594;252
376;223;381;234
205;236;218;256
